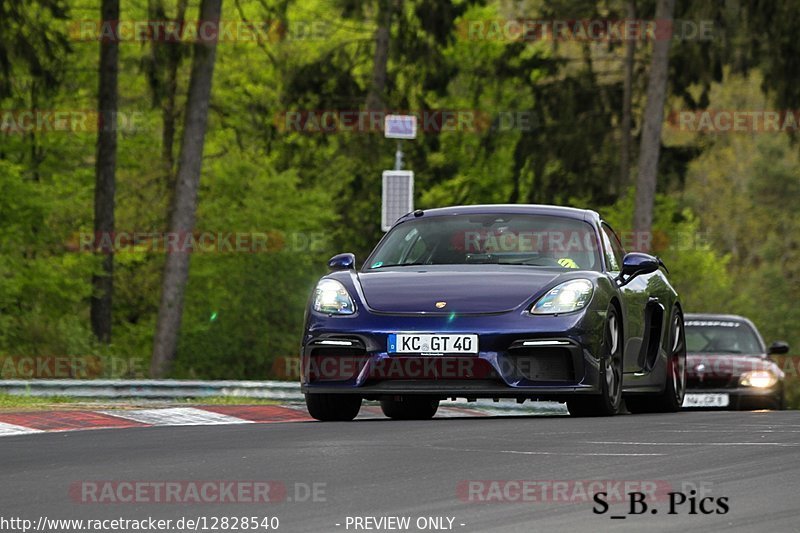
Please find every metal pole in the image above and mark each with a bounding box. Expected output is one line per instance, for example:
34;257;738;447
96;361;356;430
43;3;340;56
394;140;403;170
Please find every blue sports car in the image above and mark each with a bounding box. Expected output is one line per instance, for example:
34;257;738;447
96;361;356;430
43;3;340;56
301;204;686;420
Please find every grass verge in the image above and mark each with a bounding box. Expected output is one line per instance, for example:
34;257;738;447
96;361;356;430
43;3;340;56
0;393;281;409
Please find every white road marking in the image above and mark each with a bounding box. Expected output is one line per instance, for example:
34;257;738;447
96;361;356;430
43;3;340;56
100;407;253;426
0;422;43;436
423;445;663;457
494;449;664;457
648;429;800;434
586;441;800;447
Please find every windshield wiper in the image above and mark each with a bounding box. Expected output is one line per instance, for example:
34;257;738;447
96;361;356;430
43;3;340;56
497;258;556;266
370;262;428;269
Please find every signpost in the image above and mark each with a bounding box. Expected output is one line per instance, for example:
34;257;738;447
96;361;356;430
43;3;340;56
382;115;416;231
384;114;417;141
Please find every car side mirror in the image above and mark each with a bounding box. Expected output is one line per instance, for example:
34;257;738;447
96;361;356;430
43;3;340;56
328;253;355;271
617;252;660;285
769;341;790;355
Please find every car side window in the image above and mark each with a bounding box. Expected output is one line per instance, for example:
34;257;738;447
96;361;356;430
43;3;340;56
600;223;625;272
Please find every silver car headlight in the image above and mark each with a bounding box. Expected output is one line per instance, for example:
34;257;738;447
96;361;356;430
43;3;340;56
740;370;778;388
313;279;355;315
531;279;594;315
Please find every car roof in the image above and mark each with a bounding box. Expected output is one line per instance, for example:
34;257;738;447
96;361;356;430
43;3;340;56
395;204;601;223
684;313;763;337
685;313;752;323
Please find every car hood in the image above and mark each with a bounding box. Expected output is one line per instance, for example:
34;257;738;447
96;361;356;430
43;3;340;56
356;266;564;314
686;354;776;378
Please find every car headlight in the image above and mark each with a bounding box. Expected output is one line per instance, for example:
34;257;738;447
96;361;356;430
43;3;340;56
531;279;593;315
313;279;355;315
740;370;778;388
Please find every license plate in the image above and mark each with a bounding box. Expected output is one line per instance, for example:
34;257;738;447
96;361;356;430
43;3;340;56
388;333;478;354
682;393;730;408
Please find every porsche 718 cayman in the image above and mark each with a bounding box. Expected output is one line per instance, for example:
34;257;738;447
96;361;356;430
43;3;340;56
301;205;686;420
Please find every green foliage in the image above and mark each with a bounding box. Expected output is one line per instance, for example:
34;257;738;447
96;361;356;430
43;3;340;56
602;191;734;314
0;160;98;356
1;0;799;391
172;153;335;378
676;72;800;352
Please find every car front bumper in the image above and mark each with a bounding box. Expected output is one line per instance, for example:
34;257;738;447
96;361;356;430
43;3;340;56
683;386;783;410
300;308;607;401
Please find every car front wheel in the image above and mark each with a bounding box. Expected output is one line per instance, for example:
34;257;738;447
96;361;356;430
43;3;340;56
567;306;623;417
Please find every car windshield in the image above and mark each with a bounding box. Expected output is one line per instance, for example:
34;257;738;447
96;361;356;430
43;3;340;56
366;214;602;271
685;319;763;354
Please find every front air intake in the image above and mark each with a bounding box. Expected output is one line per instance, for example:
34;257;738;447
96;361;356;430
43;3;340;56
507;347;575;382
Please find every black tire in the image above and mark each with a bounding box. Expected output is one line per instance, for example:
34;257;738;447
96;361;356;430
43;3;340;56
567;306;623;417
380;396;439;420
305;393;362;421
627;310;686;414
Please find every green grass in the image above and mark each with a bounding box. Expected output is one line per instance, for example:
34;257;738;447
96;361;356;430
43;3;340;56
0;393;78;408
0;393;282;409
175;396;281;405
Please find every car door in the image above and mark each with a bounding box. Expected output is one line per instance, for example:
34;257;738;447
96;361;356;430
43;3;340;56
599;223;654;373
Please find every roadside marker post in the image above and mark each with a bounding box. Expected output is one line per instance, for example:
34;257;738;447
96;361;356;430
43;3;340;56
381;171;414;232
382;115;417;231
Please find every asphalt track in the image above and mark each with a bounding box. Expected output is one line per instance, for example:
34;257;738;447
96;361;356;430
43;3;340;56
2;410;799;533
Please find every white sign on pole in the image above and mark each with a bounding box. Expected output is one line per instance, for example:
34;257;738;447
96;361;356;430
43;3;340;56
382;170;414;231
384;114;417;139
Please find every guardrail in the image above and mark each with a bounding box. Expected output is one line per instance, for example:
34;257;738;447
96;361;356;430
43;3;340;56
0;379;566;413
0;379;305;401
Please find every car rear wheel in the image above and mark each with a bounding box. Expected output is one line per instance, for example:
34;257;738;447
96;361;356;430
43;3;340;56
305;393;362;421
626;310;686;414
380;396;439;420
567;306;623;417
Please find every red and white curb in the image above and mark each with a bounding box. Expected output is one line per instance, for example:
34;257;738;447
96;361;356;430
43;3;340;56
0;404;493;437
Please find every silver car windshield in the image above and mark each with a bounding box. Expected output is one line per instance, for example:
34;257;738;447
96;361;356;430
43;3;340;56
685;320;763;354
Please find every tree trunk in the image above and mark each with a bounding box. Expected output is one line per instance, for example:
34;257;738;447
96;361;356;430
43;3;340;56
145;0;188;221
90;0;119;343
632;0;675;248
150;0;222;377
365;0;395;110
508;134;529;203
619;0;636;196
163;0;189;218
